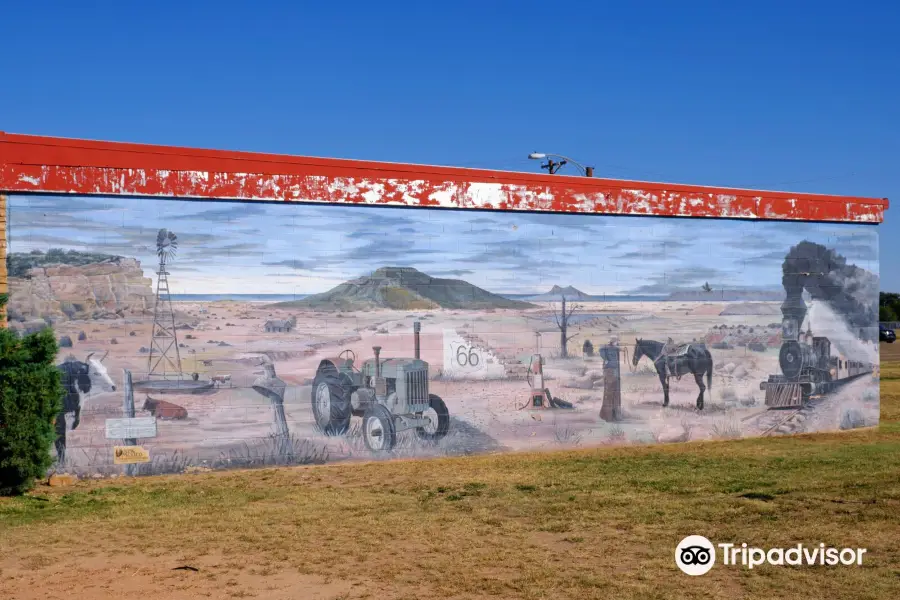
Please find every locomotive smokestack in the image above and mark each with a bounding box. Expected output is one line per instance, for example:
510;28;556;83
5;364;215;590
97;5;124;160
413;321;421;360
373;346;382;379
781;290;807;338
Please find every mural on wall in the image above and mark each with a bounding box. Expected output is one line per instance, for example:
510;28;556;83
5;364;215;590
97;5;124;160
6;194;881;475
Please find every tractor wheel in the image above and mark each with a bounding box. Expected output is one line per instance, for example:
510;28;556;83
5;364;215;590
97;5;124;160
416;394;450;442
362;404;396;453
311;367;351;436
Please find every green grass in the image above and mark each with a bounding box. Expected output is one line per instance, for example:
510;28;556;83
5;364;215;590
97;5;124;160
1;363;899;599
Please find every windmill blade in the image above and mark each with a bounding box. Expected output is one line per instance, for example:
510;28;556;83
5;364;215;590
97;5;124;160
156;229;178;247
156;229;179;261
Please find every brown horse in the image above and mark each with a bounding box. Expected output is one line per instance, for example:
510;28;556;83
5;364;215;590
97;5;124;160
632;338;713;410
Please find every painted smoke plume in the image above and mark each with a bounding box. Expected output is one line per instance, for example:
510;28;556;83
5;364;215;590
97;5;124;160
781;241;879;341
807;301;878;365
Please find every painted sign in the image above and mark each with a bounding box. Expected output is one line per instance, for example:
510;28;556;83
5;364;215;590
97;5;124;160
442;329;506;379
113;446;150;464
105;417;158;440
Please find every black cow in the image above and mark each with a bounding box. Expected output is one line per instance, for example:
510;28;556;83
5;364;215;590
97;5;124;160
55;352;116;465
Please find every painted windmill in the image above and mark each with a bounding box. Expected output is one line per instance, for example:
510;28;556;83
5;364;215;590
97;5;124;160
147;229;184;380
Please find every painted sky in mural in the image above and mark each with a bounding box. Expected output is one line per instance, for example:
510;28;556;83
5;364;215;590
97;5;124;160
9;194;879;295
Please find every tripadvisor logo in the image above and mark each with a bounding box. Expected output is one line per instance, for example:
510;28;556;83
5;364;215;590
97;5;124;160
676;536;716;576
675;536;867;575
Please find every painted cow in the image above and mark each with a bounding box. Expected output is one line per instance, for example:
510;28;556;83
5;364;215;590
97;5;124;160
143;396;189;420
55;352;117;465
210;374;232;387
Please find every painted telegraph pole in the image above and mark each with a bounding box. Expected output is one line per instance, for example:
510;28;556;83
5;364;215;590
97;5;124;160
599;338;622;422
122;370;137;476
106;369;157;475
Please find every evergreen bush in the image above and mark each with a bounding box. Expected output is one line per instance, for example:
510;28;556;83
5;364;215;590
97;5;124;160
0;294;63;495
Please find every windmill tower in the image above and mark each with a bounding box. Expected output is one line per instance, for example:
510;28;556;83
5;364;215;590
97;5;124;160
147;229;184;380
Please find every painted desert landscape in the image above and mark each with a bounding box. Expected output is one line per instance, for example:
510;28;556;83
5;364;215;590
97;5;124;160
6;194;881;475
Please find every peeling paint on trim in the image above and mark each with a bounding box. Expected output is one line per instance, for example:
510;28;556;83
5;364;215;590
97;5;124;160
0;133;888;223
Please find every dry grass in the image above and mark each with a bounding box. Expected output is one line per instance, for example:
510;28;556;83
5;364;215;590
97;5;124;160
1;347;900;599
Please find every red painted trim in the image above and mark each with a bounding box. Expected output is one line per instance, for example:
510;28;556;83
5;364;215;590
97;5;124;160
0;132;888;223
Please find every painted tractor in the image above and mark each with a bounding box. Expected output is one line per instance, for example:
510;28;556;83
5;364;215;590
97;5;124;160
311;321;450;452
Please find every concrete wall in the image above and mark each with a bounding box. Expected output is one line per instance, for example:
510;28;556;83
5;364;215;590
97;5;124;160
6;193;881;476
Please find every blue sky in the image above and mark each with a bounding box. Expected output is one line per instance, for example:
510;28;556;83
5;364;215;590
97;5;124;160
1;1;897;288
8;195;877;296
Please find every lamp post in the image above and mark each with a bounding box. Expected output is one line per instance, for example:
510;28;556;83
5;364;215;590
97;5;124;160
528;152;593;177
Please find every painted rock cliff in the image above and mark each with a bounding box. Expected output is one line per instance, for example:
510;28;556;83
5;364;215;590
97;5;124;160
7;257;154;322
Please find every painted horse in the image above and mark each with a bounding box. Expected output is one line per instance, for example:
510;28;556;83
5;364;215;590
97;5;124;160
55;352;117;465
632;338;713;410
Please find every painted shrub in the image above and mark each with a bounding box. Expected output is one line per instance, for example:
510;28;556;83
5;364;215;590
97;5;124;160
6;194;880;475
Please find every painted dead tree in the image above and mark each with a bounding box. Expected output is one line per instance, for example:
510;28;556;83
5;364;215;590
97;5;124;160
552;296;580;358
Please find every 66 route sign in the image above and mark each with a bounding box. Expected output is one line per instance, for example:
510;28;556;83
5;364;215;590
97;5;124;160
455;344;480;367
443;328;505;379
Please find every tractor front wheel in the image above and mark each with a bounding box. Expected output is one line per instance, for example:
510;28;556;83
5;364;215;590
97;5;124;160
311;368;351;436
416;394;450;442
362;404;396;453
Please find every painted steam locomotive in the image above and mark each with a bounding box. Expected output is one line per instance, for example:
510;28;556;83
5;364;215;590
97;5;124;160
760;315;874;409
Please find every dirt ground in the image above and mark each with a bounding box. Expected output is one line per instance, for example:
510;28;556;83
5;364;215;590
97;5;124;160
1;552;359;600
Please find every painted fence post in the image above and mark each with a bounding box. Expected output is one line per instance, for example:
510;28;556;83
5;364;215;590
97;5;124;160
251;360;290;459
599;339;622;422
122;369;137;476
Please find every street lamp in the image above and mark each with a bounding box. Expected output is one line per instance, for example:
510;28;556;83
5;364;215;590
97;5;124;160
528;152;593;177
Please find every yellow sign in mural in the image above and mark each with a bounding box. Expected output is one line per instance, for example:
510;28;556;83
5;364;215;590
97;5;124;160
113;446;150;464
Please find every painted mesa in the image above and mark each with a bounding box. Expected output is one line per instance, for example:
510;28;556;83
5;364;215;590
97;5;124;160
7;194;880;475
